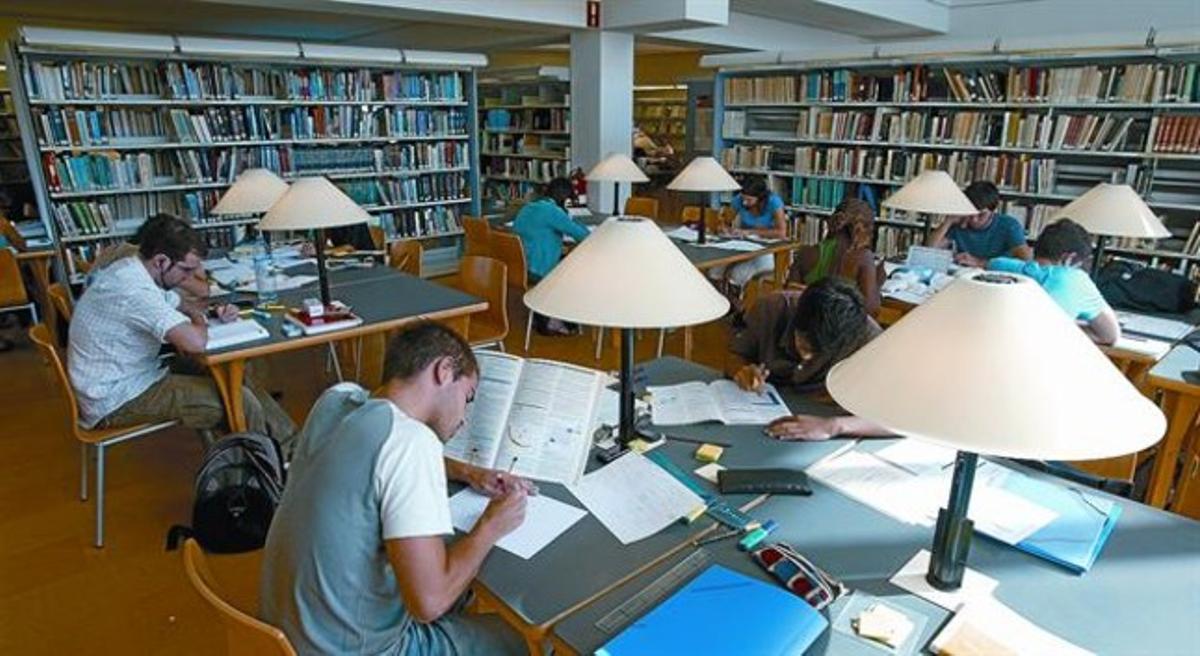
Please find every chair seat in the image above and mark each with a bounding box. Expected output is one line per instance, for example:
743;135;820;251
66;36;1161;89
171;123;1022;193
77;420;179;445
468;318;508;346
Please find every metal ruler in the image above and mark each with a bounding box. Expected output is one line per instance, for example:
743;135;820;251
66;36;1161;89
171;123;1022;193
594;548;713;634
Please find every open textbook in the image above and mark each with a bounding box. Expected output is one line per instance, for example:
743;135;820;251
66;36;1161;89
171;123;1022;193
444;351;607;485
647;380;792;426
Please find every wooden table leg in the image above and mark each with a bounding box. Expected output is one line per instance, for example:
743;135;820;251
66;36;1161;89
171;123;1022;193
470;582;548;656
208;359;248;433
682;326;694;361
1147;391;1200;508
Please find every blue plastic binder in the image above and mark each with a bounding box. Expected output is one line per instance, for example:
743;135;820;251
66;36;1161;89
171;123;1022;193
1004;473;1122;574
596;565;829;656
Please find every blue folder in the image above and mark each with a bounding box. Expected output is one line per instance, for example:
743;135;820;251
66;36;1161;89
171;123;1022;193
1003;473;1122;574
596;565;828;656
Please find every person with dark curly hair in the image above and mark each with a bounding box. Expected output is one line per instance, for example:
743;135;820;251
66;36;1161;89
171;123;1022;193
789;197;882;314
927;180;1033;267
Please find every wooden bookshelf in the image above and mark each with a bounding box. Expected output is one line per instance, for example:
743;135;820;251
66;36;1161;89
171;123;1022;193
715;53;1200;264
478;67;572;213
634;87;687;154
6;31;484;278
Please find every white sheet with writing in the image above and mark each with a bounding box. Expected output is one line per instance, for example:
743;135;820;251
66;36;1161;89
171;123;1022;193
448;489;587;559
648;380;791;426
566;452;705;545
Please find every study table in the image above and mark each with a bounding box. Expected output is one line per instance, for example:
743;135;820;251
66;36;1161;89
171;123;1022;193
198;266;486;432
496;357;1200;656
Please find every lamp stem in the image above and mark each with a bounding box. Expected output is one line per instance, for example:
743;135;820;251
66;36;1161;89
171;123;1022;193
619;327;636;443
927;450;978;591
315;227;332;308
1091;234;1108;278
613;181;620;216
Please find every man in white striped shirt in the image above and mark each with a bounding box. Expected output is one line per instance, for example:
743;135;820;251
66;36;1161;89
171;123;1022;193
69;214;295;448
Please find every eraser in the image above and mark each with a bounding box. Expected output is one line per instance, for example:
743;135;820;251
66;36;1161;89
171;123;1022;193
681;504;708;524
695;444;724;463
694;463;726;484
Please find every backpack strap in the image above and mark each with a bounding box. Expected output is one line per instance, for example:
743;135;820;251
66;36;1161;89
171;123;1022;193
165;524;194;551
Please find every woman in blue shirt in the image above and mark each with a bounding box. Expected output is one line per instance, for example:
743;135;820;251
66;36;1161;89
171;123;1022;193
513;177;589;335
708;176;788;289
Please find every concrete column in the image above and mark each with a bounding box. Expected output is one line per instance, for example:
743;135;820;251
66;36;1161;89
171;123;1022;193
570;30;635;215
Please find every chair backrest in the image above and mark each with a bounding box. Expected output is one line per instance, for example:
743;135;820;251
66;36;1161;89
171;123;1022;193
680;206;701;225
459;255;509;337
48;282;73;324
367;225;386;251
28;323;84;440
462;215;491;257
488;231;528;291
705;208;726;233
388;240;423;278
0;216;27;251
624;196;659;220
0;248;29;307
182;539;297;656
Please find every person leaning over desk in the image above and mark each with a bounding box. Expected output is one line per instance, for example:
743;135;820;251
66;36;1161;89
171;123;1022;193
68;214;297;449
989;218;1121;346
513;177;591;336
707;176;789;290
727;277;892;441
927;180;1034;268
260;322;532;656
788;197;883;316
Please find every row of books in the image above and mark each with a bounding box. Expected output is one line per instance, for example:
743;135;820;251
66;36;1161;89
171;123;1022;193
482;133;569;158
338;172;467;207
288;142;469;174
792;215;824;245
51;189;223;238
723;63;1200;105
483;157;569;182
1148;115;1200;153
483;108;569;132
160;106;467;143
875;225;921;260
483;179;539;208
788;177;848;210
24;59;467;102
34;107;165;147
789;146;1059;194
379;205;463;240
1003;203;1059;240
721;144;773;171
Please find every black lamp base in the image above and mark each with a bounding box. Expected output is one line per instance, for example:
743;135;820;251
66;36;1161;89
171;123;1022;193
926;451;979;591
617;327;637;444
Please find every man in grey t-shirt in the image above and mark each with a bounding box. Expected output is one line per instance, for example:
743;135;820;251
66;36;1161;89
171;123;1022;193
261;323;531;655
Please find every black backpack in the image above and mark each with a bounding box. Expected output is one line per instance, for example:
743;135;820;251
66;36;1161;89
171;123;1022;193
166;432;286;553
1096;259;1196;314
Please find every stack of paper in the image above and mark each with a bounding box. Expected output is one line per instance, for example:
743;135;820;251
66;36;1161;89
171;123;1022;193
698;239;763;252
205;319;270;351
932;597;1094;656
664;226;699;243
566;452;705;544
447;489;586;559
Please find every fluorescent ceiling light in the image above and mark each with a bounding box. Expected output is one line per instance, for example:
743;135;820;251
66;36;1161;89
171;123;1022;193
402;50;487;67
302;43;403;65
21;26;176;54
177;36;300;59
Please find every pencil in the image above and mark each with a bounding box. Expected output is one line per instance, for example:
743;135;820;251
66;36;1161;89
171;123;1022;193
664;434;733;448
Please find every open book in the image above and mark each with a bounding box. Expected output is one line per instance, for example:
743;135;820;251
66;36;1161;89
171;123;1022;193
647;380;791;426
205;318;270;351
444;351;607;485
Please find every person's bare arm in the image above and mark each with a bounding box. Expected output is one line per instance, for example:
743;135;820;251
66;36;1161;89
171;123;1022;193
927;216;959;248
1010;244;1034;261
385;490;525;623
444;459;536;497
1083;307;1121;346
739;207;789;240
766;414;892;441
856;252;882;316
164;311;208;355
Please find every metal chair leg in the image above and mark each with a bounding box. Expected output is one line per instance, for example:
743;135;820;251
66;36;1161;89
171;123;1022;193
327;343;344;382
657;329;666;358
80;443;88;502
594;327;604;361
524;313;534;352
94;444;105;548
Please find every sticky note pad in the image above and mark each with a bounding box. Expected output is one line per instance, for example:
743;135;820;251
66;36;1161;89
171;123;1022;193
695;444;724;463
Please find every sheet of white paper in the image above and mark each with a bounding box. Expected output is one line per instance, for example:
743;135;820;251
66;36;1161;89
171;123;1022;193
710;380;792;425
665;226;699;243
235;274;319;293
700;238;763;252
566;452;705;545
205;319;270;351
890;550;998;611
807;449;933;525
567;207;591;217
448;489;587;559
905;245;953;272
646;381;724;426
1113;334;1171;359
933;597;1095;656
876;439;957;476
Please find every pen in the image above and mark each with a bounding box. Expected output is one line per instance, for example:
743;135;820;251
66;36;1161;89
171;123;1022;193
664;433;733;448
507;456;518;474
694;527;742;547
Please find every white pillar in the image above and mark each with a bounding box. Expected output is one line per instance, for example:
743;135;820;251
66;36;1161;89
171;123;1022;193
570;30;635;215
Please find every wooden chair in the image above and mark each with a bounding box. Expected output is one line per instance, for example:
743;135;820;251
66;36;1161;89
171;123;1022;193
458;255;508;350
0;247;37;325
182;539;297;656
388;239;423;278
680;205;702;225
488;231;535;352
28;323;178;547
368;225;386;251
46;282;73;347
624;196;659;220
0;215;27;251
462;215;492;257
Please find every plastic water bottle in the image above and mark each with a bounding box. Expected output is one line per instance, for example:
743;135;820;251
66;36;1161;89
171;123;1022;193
252;235;277;305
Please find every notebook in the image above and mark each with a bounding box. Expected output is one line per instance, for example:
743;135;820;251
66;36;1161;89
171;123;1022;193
205;319;270;351
596;564;828;656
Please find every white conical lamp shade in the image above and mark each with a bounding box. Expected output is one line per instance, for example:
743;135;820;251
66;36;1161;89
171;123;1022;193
882;170;978;215
524;216;729;328
1051;183;1170;239
211;168;288;215
827;271;1165;461
259;177;371;231
667;156;741;192
586;152;649;183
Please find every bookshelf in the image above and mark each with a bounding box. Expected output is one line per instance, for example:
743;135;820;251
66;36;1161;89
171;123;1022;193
6;29;484;279
635;85;687;155
477;67;571;213
714;52;1200;264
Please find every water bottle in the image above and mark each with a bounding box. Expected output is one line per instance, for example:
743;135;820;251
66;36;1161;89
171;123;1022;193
252;234;277;305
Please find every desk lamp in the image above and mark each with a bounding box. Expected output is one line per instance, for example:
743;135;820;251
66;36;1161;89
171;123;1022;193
827;271;1165;591
586;152;649;216
525;217;728;442
211;168;289;217
881;170;978;244
667;156;741;245
1051;183;1170;276
258;177;372;308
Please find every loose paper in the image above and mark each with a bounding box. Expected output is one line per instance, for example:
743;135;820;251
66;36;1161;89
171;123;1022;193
889;550;997;611
932;597;1095;656
448;489;586;560
566;452;705;544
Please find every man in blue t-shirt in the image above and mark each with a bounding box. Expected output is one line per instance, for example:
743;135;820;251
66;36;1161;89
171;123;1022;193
989;218;1120;345
928;181;1033;267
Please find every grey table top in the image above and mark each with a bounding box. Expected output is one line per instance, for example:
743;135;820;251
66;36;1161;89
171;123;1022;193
550;357;1200;656
1148;342;1200;387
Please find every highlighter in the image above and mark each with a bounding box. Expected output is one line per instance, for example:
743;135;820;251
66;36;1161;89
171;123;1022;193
737;519;778;551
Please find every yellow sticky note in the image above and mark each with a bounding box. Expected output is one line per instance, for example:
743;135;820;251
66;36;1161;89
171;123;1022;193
681;504;708;524
695;444;724;463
